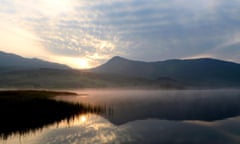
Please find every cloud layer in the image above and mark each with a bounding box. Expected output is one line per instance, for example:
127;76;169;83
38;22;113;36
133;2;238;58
0;0;240;68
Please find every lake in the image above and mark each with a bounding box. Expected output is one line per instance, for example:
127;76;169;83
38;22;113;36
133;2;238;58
1;89;240;144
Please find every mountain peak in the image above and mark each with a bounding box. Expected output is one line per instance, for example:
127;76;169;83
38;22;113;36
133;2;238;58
91;56;240;87
109;56;128;61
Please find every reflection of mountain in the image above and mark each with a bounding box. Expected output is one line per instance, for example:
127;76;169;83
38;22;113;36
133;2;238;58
2;90;240;144
68;89;240;125
120;118;237;144
92;56;240;87
39;114;239;144
107;92;240;125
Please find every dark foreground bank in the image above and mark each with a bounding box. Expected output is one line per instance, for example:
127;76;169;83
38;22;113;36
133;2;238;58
0;90;103;139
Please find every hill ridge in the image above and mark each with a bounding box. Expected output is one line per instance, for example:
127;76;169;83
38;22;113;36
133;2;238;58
0;51;70;70
91;56;240;87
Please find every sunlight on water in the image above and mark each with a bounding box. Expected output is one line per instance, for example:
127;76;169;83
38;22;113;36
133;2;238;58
1;89;240;144
38;114;124;144
1;114;129;144
56;114;89;128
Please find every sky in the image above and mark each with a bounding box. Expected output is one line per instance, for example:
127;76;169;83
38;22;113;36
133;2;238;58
0;0;240;69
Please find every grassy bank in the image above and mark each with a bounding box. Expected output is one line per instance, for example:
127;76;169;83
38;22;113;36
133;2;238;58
0;90;103;139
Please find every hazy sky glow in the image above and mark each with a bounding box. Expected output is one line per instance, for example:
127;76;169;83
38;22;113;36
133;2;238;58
0;0;240;68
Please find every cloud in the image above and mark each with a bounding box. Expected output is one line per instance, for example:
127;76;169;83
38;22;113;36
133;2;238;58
1;0;240;68
0;17;47;58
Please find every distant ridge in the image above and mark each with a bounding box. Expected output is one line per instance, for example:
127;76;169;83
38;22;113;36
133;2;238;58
0;51;70;70
91;56;240;87
0;52;240;89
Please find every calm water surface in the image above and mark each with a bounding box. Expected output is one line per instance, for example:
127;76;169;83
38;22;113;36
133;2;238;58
1;89;240;144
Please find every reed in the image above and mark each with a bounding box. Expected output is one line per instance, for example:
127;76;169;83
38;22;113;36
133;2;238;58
0;90;104;139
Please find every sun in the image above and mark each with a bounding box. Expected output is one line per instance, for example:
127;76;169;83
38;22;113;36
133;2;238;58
50;56;92;69
78;59;90;69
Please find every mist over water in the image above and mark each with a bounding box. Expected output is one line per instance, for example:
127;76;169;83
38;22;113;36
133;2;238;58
56;89;240;124
2;89;240;144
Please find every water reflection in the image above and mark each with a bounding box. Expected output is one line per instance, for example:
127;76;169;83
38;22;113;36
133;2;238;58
39;114;121;144
56;89;240;125
1;114;133;144
2;114;239;144
0;96;106;139
1;89;240;144
47;114;240;144
122;117;240;144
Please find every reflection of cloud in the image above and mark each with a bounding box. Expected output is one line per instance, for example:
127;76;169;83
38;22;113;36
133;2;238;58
39;114;133;144
2;114;240;143
37;114;240;144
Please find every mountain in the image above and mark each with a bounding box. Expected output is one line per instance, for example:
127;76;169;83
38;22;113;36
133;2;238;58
91;56;240;87
0;52;183;89
0;51;69;70
1;51;239;89
0;68;184;89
